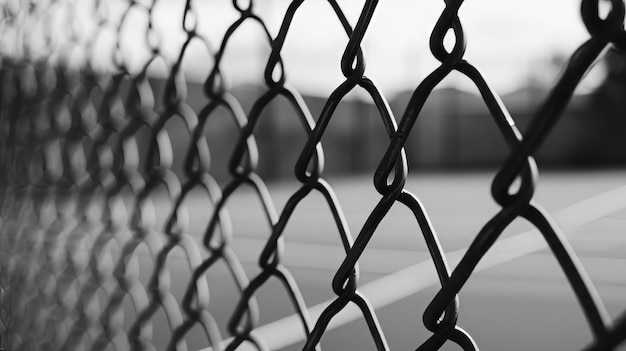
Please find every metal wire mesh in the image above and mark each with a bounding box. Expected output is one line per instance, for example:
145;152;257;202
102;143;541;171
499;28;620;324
0;0;625;350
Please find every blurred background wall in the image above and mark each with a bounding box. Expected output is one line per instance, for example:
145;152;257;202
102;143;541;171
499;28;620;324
84;0;626;182
145;46;626;182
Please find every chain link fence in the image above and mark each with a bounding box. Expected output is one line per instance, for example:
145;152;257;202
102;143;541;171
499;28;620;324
1;0;626;350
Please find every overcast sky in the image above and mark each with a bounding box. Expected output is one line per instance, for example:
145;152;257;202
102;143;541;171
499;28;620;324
89;0;606;97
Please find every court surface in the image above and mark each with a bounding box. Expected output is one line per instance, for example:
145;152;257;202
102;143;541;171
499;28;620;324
141;170;626;350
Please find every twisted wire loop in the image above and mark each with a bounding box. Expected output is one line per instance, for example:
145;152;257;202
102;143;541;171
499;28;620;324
1;0;626;351
416;0;626;350
297;1;450;350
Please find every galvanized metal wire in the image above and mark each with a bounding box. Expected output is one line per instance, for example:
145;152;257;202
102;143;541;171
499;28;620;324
0;0;625;350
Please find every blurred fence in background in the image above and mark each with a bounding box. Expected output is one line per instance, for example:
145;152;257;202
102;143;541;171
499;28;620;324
148;73;626;182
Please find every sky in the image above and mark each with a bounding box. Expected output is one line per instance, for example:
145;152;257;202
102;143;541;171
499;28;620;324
84;0;608;97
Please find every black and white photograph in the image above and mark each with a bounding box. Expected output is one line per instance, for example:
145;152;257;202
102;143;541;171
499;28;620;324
0;1;625;350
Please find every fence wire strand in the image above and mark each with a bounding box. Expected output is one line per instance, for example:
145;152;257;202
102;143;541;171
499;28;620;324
0;0;625;350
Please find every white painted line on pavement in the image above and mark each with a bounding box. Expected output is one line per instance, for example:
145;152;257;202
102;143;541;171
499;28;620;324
201;184;626;351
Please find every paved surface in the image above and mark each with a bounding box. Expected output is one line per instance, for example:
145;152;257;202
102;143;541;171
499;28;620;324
139;170;626;350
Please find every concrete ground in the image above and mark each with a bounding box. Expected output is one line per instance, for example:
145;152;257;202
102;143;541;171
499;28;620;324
99;170;626;350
